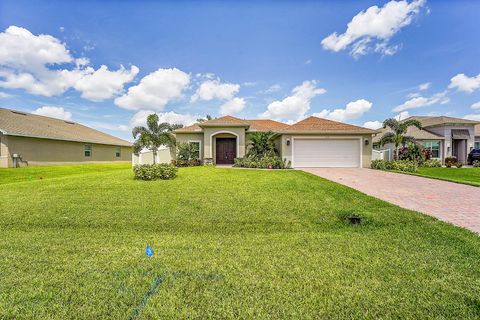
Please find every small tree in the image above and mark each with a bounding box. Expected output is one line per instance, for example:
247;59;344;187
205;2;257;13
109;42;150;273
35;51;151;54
246;131;277;159
379;118;422;160
132;113;183;164
196;115;213;123
176;142;199;161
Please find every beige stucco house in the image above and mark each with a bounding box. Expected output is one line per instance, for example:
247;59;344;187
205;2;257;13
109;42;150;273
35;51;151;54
166;115;374;168
0;108;132;168
373;116;480;164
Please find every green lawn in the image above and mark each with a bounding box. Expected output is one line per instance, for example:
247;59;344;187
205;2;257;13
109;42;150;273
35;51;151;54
1;164;479;319
414;167;480;187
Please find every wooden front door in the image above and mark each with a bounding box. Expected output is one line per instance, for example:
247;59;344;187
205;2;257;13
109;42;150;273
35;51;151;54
216;138;236;164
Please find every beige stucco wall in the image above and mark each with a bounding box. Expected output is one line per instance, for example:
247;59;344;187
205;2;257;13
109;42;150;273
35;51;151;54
0;132;10;168
279;134;372;168
202;127;246;159
3;135;131;167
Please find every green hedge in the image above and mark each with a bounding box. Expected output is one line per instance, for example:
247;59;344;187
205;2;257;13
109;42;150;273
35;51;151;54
171;159;201;167
422;159;442;168
133;164;178;181
370;160;418;172
234;156;291;169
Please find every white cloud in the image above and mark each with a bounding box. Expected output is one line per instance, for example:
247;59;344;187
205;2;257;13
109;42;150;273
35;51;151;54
0;26;138;99
32;106;72;120
243;81;258;87
471;101;480;110
191;79;240;102
73;65;139;101
258;80;326;121
393;91;449;112
449;73;480;93
219;97;246;115
321;0;425;57
313;99;373;122
115;68;190;111
394;111;410;121
263;84;281;94
463;114;480;121
130;110;198;128
0;92;13;98
418;82;431;91
363;120;383;129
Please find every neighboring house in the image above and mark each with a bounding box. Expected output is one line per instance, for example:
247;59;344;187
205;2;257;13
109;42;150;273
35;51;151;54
373;116;480;164
0;108;132;168
168;115;374;168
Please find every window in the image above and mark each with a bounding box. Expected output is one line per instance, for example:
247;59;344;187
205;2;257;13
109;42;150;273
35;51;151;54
475;141;480;150
115;147;121;158
423;141;440;158
84;144;92;157
189;141;201;159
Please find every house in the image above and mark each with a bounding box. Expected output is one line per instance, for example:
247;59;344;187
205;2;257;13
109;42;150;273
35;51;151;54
149;115;375;168
373;116;480;164
0;108;132;168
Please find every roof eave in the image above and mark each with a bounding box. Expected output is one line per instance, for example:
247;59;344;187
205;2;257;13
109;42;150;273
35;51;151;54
198;123;250;128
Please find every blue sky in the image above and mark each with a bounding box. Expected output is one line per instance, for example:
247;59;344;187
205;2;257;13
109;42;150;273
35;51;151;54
1;0;480;141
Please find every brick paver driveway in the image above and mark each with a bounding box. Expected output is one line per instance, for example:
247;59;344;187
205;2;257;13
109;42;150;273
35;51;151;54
302;168;480;234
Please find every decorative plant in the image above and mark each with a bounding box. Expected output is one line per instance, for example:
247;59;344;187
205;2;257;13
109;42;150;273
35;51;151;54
132;113;183;164
378;118;423;160
398;142;425;164
445;157;456;168
246;131;278;159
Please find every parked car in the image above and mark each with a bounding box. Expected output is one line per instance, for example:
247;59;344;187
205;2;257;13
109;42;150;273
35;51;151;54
467;149;480;165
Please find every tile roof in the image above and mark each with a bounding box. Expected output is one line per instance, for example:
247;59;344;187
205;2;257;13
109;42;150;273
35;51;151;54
373;126;445;143
408;116;480;127
0;108;132;146
174;123;202;133
279;116;375;134
246;119;290;131
198;115;250;127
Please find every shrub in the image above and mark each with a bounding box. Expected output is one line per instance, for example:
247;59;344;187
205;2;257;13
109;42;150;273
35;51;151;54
422;159;441;168
371;159;417;172
133;164;178;181
370;159;393;170
398;143;425;164
234;156;291;169
445;157;456;168
171;159;201;167
473;162;480;168
455;162;463;168
176;142;200;160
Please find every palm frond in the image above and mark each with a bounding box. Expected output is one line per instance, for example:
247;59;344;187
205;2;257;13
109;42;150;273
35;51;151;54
382;118;399;131
378;132;395;147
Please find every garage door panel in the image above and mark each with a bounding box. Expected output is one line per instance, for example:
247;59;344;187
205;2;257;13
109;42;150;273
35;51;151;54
293;139;360;168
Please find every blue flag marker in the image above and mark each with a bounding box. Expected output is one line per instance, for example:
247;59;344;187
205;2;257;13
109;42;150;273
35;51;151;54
145;245;154;257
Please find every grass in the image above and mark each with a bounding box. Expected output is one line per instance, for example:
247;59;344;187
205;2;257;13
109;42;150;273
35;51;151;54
0;164;479;319
412;167;480;187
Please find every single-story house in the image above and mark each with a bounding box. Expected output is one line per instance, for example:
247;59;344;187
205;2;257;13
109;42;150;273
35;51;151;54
373;116;480;164
0;108;132;168
160;115;374;168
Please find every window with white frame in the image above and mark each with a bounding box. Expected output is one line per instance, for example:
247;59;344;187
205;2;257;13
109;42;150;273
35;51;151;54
115;147;121;158
423;141;440;158
84;144;92;157
189;141;200;159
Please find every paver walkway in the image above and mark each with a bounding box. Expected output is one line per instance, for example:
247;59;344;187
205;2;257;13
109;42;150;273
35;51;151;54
302;168;480;234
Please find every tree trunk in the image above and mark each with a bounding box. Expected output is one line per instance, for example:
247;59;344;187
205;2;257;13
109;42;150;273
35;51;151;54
152;150;157;164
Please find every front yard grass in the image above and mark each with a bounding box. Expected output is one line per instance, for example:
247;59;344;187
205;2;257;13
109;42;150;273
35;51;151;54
414;167;480;187
0;165;479;319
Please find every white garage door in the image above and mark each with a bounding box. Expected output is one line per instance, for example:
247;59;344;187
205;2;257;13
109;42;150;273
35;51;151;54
293;138;361;168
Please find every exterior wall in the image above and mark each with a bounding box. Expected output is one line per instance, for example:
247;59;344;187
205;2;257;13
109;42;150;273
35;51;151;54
175;133;204;160
3;135;131;167
280;134;372;168
0;132;9;168
132;148;172;165
427;125;476;159
202;127;246;160
378;140;444;161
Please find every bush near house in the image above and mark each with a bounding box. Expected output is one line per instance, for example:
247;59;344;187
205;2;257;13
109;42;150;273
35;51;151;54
133;164;178;180
422;159;442;168
234;156;291;169
445;157;457;168
371;159;418;172
474;162;480;168
174;142;201;167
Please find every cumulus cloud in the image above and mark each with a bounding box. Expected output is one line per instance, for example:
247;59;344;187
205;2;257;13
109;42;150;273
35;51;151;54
130;110;198;128
471;101;480;110
393;91;449;112
73;65;139;101
32;106;72;120
191;79;240;102
313;99;373;122
394;111;410;121
258;80;326;121
418;82;431;91
219;97;246;115
263;84;281;94
115;68;190;111
363;120;383;130
321;0;425;57
0;26;137;99
449;73;480;93
463;114;480;121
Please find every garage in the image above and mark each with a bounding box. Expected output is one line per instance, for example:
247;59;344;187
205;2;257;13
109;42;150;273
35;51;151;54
293;138;361;168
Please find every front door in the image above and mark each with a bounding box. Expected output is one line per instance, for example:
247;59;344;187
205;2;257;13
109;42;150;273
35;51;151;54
216;138;236;164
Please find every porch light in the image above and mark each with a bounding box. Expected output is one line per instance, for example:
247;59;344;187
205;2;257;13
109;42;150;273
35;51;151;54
364;139;369;146
286;139;291;146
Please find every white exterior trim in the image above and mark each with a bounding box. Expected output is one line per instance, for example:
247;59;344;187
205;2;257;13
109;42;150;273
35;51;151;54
209;131;240;160
291;135;363;168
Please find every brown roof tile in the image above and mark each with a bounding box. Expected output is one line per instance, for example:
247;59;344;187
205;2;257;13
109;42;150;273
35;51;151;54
174;123;202;133
373;126;445;143
246;119;290;131
0;108;132;146
408;116;480;127
280;116;375;134
198;115;250;127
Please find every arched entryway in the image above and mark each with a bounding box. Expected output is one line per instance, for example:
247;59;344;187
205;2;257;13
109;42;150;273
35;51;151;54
210;131;238;165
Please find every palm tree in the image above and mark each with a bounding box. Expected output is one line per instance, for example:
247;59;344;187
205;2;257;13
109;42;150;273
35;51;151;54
132;113;183;163
246;131;277;158
379;118;422;159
